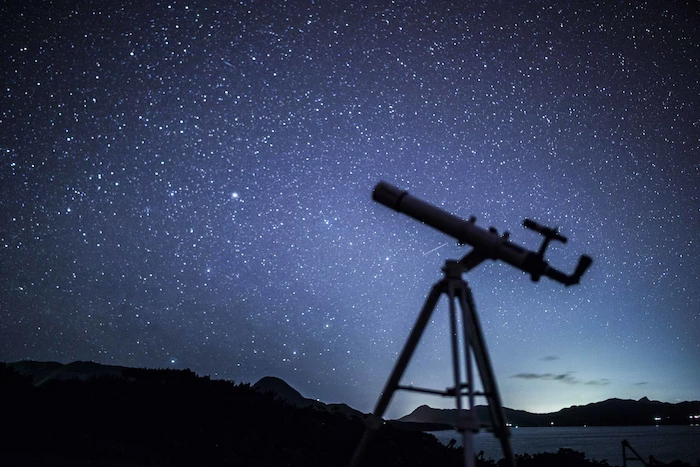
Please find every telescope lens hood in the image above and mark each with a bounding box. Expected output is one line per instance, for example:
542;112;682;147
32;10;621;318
373;181;407;211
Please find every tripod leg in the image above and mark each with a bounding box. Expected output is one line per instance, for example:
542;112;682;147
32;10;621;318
447;281;475;467
457;285;516;467
349;281;444;467
447;282;464;412
372;280;444;417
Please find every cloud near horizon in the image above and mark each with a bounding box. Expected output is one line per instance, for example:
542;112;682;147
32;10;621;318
511;372;611;386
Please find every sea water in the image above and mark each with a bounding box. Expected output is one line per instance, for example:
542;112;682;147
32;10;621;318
430;426;700;465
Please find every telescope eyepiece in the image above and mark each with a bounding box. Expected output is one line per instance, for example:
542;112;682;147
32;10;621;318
572;255;593;284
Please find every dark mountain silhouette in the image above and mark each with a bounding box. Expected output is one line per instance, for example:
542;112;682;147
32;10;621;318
398;397;700;428
254;375;311;406
1;360;466;467
252;375;365;419
401;404;458;424
10;360;700;428
3;360;697;467
8;359;128;385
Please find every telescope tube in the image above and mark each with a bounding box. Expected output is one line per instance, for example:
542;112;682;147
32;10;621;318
373;181;591;285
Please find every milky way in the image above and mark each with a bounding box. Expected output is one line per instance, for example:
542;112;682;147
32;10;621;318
1;1;698;417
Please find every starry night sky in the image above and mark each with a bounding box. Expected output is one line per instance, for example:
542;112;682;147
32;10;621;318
1;1;698;418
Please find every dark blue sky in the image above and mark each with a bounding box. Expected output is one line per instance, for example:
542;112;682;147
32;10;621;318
1;1;698;418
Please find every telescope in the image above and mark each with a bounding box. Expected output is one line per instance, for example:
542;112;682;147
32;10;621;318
373;181;592;285
351;182;592;467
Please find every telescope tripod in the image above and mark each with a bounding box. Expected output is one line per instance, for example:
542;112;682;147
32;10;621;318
350;259;515;467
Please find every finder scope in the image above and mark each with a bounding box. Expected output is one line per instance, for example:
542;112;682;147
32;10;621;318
373;181;592;286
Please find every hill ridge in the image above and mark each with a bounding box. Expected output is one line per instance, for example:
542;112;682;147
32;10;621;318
8;360;700;427
399;397;700;428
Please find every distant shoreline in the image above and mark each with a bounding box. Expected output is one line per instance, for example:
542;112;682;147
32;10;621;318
397;399;700;428
417;423;699;430
429;425;700;466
